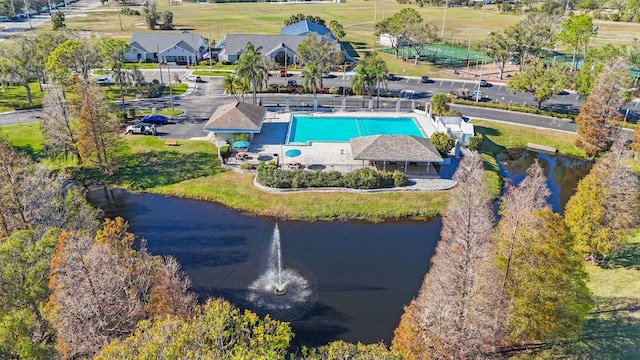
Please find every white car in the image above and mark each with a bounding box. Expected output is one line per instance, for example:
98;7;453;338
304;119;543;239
125;123;154;135
471;90;483;101
186;75;202;82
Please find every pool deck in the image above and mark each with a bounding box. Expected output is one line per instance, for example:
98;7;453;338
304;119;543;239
235;110;441;174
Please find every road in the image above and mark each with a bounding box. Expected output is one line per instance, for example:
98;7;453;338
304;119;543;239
3;71;636;140
0;0;103;40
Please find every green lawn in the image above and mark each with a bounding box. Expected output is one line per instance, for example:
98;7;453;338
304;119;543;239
0;82;44;112
554;233;640;359
473;120;587;158
0;122;44;158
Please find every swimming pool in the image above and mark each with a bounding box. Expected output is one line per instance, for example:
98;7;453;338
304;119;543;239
287;115;425;144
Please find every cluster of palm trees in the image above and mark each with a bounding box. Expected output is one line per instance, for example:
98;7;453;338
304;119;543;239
223;43;390;105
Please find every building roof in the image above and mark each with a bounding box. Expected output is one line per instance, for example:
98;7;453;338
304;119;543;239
280;20;336;40
203;101;267;133
350;135;444;163
216;34;339;58
130;31;203;54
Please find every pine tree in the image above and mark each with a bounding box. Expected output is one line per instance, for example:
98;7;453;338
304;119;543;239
575;57;632;157
392;152;500;359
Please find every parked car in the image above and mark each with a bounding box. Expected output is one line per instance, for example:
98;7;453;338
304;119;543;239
321;71;332;78
186;75;202;82
420;75;430;83
471;90;484;101
0;16;9;22
279;69;287;77
479;78;489;87
387;73;397;81
287;79;297;86
96;77;110;85
125;123;154;135
141;114;168;125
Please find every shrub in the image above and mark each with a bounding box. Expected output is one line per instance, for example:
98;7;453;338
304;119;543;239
468;134;483;151
393;171;409;187
147;81;165;98
256;167;403;189
230;133;250;143
430;132;456;156
239;162;253;170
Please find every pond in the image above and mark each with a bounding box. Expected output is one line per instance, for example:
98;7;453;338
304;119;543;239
88;189;441;348
499;149;591;213
87;150;591;348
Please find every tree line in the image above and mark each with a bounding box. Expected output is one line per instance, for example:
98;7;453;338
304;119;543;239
392;141;639;358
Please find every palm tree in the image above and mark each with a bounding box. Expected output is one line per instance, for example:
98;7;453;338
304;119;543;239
222;73;239;101
351;64;370;108
302;63;322;99
351;53;388;108
235;42;269;104
369;55;389;108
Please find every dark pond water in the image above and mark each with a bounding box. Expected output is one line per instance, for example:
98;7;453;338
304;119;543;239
499;149;592;213
86;150;590;348
88;189;441;348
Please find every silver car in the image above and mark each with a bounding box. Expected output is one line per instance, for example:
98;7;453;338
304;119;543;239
125;123;154;135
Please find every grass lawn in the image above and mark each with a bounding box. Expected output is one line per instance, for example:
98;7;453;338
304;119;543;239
473;120;588;158
0;122;44;158
556;233;640;358
0;82;44;112
150;172;448;222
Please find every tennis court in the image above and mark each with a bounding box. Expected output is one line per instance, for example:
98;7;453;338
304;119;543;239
381;44;492;68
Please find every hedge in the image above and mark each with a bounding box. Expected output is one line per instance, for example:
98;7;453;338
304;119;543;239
256;164;409;189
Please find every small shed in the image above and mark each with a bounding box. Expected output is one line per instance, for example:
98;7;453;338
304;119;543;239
203;101;267;142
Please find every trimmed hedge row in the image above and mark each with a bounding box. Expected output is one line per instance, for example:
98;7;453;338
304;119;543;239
256;164;409;189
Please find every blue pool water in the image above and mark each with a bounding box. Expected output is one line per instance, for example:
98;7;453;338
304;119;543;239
287;115;425;144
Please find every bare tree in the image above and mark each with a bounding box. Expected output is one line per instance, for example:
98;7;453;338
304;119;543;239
575;57;633;157
150;256;197;318
393;152;500;359
41;85;79;161
70;78;121;173
47;218;196;358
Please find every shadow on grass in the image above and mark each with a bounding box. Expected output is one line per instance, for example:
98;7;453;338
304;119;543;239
475;125;505;157
604;241;640;271
562;297;640;359
13;144;43;160
73;150;222;189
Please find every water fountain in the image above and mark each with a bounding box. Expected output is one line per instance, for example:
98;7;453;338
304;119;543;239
247;224;313;314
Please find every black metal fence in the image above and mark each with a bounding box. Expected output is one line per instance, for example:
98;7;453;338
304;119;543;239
257;95;425;112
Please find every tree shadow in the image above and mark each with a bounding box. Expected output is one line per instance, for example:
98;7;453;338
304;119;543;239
560;297;640;359
603;241;640;270
12;143;43;159
474;125;505;156
72;150;222;189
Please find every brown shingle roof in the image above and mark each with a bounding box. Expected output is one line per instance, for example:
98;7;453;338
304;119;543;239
203;101;266;132
350;135;444;162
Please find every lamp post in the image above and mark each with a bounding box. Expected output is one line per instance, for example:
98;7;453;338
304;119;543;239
167;63;174;111
343;62;347;97
157;44;164;86
441;0;448;37
466;32;472;70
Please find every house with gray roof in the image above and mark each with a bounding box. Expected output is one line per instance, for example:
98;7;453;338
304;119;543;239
280;20;336;40
125;31;206;64
215;20;355;65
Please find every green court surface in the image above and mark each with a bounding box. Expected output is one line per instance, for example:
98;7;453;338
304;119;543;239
380;44;492;68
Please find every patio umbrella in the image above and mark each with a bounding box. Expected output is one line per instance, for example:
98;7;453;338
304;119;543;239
285;149;301;157
232;140;250;148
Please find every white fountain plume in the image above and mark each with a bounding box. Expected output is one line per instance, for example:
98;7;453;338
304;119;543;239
247;224;312;312
270;224;285;292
